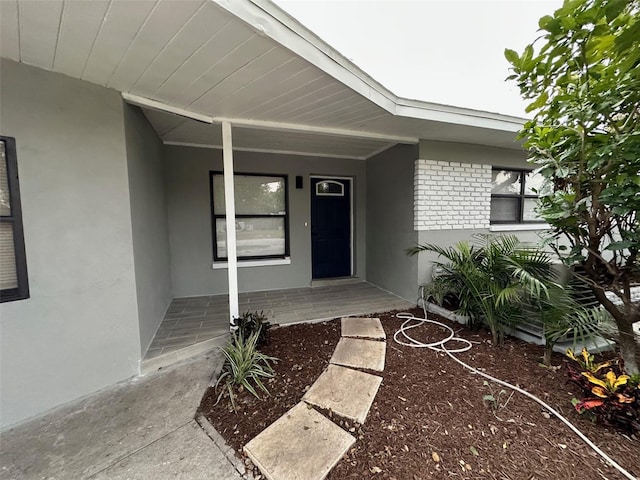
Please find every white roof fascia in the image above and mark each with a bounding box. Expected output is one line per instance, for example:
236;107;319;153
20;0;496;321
214;0;398;114
214;0;528;132
395;99;526;132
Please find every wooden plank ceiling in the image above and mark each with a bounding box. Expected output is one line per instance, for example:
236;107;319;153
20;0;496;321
0;0;522;157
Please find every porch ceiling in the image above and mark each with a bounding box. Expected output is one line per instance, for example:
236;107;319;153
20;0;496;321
0;0;526;158
142;108;396;160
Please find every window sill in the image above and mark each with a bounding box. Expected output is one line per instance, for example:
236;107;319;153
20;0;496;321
489;223;549;232
212;257;291;269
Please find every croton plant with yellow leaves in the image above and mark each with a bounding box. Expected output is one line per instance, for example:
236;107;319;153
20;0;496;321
566;348;639;434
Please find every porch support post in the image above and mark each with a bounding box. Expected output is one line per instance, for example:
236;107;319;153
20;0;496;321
222;121;239;330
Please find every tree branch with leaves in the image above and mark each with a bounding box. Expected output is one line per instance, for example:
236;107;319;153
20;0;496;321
505;0;640;372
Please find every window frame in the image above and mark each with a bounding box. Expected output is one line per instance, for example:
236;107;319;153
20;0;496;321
490;167;545;225
1;135;29;302
209;171;290;262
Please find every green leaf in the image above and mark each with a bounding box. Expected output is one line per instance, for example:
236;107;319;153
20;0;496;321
538;15;555;30
525;91;550;113
522;44;534;65
504;48;520;66
615;21;640;52
605;0;628;22
605;241;633;251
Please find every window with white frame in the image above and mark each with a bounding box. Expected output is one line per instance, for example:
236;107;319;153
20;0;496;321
1;136;29;302
490;168;544;224
210;172;289;261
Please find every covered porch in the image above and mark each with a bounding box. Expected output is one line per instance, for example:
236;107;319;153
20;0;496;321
141;281;414;373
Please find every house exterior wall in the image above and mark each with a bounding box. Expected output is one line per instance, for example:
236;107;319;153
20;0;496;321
366;143;419;302
0;60;141;429
414;160;492;231
164;145;367;296
124;105;172;356
415;140;549;286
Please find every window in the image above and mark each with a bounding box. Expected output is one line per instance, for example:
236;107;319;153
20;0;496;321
1;136;29;302
210;172;289;261
490;168;544;224
315;180;344;196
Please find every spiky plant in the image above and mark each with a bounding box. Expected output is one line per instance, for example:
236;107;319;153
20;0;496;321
214;331;277;412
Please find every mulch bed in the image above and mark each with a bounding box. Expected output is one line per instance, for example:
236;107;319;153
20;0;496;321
198;308;639;480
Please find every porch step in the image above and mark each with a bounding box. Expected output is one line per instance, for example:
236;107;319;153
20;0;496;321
141;333;229;375
310;276;362;288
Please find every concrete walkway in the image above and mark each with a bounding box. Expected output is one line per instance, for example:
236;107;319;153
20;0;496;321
1;316;393;480
0;352;244;480
244;317;387;480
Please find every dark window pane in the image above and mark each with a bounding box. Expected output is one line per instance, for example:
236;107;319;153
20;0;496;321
0;136;28;302
490;197;520;222
0;141;11;216
0;222;17;289
316;180;344;196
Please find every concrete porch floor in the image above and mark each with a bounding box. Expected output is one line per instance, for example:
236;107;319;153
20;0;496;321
142;282;414;373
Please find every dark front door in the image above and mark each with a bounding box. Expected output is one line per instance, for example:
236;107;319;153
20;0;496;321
311;178;351;279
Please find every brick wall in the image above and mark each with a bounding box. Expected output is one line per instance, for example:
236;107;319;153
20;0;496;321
414;159;492;230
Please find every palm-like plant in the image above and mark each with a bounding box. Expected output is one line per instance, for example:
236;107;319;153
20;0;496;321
408;234;556;345
531;283;615;365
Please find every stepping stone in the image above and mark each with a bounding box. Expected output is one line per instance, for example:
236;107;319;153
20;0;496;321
303;364;382;424
341;317;386;340
244;402;355;480
330;337;386;372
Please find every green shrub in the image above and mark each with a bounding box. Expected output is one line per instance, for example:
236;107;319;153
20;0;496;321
531;284;615;366
214;331;277;411
409;234;556;345
232;310;271;347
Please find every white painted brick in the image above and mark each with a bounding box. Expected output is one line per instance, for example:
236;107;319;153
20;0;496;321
414;158;493;231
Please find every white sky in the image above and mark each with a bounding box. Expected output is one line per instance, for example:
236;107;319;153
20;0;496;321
275;0;562;118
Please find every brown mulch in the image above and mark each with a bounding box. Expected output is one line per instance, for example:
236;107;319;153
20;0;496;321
198;308;639;480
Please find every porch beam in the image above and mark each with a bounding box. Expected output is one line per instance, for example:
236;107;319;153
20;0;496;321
121;93;214;124
211;117;418;144
121;92;416;144
222;121;239;329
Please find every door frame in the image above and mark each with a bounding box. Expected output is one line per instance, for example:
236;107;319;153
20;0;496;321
309;175;354;278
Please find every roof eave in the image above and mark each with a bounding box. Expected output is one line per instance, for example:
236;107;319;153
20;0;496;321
216;0;527;132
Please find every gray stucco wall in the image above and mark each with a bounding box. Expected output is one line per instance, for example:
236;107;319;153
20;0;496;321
164;145;367;296
419;140;530;168
366;144;419;302
124;105;172;356
0;60;141;428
